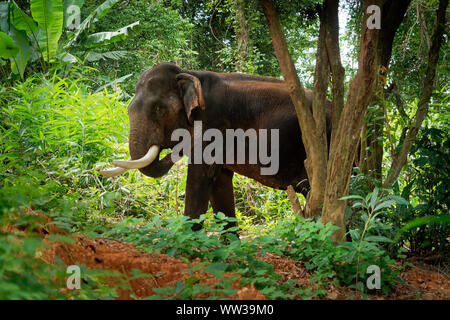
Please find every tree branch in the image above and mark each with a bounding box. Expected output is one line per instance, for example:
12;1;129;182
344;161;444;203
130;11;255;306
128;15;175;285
324;0;345;144
258;0;313;138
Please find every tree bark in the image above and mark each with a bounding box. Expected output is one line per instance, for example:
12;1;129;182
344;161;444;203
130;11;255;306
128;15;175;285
235;0;250;73
287;185;303;217
383;0;448;188
305;4;330;218
361;0;411;181
417;1;431;60
324;0;345;146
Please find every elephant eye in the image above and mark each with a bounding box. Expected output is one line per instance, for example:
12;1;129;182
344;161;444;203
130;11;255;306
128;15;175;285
153;104;165;114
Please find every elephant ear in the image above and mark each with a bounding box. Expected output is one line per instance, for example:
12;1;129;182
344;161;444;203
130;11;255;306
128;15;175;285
176;73;205;122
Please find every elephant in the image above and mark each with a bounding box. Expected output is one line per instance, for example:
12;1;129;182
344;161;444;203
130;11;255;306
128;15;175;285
100;63;332;230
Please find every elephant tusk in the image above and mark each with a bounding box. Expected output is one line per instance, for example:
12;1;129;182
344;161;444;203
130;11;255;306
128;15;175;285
97;166;128;177
112;145;160;169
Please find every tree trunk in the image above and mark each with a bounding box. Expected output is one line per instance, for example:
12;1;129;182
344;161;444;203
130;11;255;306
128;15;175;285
235;0;250;73
287;185;303;217
305;4;330;218
324;0;345;147
322;0;384;242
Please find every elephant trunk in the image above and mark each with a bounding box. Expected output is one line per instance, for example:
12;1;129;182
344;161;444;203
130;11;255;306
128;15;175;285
137;153;175;178
128;129;176;178
98;113;177;178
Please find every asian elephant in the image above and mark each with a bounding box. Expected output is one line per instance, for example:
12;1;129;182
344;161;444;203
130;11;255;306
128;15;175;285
100;63;331;230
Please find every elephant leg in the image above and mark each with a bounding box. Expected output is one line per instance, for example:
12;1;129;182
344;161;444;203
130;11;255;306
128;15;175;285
209;168;236;230
184;163;221;230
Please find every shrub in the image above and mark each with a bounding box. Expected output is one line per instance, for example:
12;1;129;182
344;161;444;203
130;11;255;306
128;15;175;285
390;127;450;256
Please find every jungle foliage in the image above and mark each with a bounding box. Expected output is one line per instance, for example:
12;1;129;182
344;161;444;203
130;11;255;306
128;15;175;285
0;0;448;299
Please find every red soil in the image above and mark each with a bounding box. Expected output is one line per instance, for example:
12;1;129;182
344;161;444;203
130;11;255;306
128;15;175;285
258;252;450;300
4;210;449;300
41;235;265;299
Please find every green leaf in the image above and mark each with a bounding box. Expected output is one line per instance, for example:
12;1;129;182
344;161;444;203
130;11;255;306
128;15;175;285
0;32;18;59
10;27;31;79
369;187;379;210
57;51;78;63
216;212;226;220
30;0;64;61
339;195;365;201
390;195;410;206
94;73;132;93
364;235;394;243
47;234;77;244
205;262;228;278
374;200;395;212
10;1;39;34
395;215;450;241
0;2;10;33
92;0;119;21
348;229;360;241
63;15;91;48
85;50;127;62
351;201;364;209
23;237;43;255
82;21;139;48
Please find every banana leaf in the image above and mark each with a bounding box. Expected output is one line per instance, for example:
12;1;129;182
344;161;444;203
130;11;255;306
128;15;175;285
10;27;31;79
81;22;139;49
0;32;18;59
30;0;64;61
10;1;38;34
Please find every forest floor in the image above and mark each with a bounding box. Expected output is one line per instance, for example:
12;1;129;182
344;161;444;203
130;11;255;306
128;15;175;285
7;212;450;300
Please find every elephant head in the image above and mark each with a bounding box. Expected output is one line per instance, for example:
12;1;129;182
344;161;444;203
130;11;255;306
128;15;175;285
99;63;205;178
